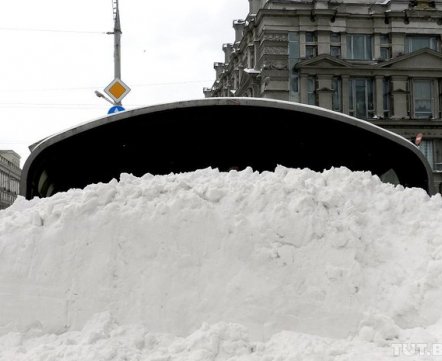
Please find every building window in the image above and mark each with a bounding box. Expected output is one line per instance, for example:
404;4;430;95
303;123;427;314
380;34;391;60
307;76;316;105
289;32;300;102
332;77;342;112
406;35;438;53
291;71;299;93
383;78;391;118
433;139;442;172
305;32;317;59
330;32;341;58
289;32;300;59
412;79;433;119
349;78;374;119
419;140;435;170
347;34;372;60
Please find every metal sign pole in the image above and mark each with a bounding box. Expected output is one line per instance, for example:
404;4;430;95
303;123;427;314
97;0;130;112
113;0;122;105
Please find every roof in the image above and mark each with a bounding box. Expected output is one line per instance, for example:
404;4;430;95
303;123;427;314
22;98;435;198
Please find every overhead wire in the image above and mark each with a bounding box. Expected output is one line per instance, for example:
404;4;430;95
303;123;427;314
0;103;141;109
0;23;212;108
0;27;107;35
0;80;213;93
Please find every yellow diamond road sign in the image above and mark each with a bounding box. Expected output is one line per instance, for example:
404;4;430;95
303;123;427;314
104;78;131;103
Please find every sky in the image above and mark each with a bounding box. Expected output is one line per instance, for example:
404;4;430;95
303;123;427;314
0;0;249;165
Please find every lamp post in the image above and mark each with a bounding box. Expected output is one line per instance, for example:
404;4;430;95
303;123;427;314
95;0;130;109
94;91;115;105
113;0;122;83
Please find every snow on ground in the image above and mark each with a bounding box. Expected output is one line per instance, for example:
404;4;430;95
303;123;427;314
1;167;442;360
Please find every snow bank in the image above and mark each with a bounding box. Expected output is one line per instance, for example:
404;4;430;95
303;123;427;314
1;167;442;360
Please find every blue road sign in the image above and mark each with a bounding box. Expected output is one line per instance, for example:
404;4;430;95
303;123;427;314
108;105;125;114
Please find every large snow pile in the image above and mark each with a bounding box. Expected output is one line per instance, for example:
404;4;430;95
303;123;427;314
1;167;442;360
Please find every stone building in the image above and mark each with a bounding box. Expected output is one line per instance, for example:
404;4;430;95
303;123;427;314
0;150;21;209
204;0;442;192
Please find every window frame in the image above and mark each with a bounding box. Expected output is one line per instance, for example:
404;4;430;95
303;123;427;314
346;34;373;60
330;32;341;58
411;79;434;119
305;32;318;59
380;34;391;60
349;78;375;119
419;139;435;170
405;35;439;53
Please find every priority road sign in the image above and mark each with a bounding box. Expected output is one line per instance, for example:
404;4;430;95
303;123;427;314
104;78;131;103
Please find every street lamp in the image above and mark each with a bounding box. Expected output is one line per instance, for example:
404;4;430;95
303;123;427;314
94;90;115;105
94;0;130;112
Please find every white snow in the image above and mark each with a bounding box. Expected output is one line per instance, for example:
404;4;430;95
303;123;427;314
1;166;442;360
244;69;261;74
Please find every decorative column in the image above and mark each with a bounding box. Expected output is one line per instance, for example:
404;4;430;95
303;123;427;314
317;31;330;55
391;76;409;119
391;33;405;58
300;74;309;104
299;33;306;59
375;76;384;118
340;34;347;60
373;35;381;60
342;75;350;114
432;79;439;119
317;75;333;110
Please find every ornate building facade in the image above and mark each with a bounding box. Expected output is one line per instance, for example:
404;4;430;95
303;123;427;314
204;0;442;192
0;150;21;209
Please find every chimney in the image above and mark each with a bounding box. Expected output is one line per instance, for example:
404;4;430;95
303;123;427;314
203;87;213;98
214;62;224;78
233;20;246;44
222;43;234;64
